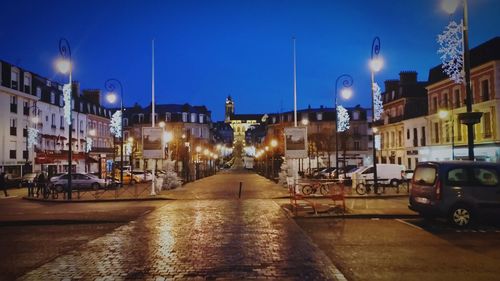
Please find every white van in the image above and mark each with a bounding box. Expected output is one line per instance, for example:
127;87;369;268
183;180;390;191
351;164;405;187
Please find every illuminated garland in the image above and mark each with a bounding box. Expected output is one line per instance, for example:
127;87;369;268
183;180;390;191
27;127;39;148
437;20;464;84
373;82;384;121
63;83;72;124
110;110;122;138
125;142;132;155
336;105;350;132
85;137;93;153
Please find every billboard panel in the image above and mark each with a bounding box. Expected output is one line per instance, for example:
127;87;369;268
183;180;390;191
284;127;308;159
142;127;163;159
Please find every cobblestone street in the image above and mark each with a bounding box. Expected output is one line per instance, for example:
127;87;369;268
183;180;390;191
18;170;345;280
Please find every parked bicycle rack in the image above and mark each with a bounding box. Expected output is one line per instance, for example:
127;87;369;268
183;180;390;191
288;178;345;216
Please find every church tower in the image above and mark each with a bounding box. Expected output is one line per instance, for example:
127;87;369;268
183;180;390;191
225;95;234;123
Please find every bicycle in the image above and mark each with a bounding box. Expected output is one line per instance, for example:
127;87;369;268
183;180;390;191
355;181;381;195
301;182;329;196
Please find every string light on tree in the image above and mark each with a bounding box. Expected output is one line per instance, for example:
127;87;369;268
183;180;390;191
85;137;93;153
110;110;122;138
372;82;384;121
336;105;350;132
437;20;464;84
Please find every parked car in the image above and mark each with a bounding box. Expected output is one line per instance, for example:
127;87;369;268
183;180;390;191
409;161;500;227
21;173;39;186
4;173;23;188
113;172;141;185
131;170;154;182
402;169;414;181
50;173;106;192
317;167;336;179
351;164;405;187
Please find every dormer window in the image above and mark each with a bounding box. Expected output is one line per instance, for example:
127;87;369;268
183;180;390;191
316;112;323;121
23;73;31;94
36;87;42;98
182;112;188;122
59;95;64;107
190;113;196;123
138;113;144;123
50;92;55;104
352;111;360;120
199;114;204;123
11;69;19;90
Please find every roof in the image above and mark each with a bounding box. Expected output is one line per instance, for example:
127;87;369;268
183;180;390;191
428;37;500;84
230;114;263;121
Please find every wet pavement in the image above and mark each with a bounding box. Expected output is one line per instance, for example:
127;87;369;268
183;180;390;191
18;169;345;280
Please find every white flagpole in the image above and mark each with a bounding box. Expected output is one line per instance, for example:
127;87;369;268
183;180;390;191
293;36;297;128
151;39;156;195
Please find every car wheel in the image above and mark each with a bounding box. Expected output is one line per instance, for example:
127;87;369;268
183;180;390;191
449;204;474;227
91;183;100;190
390;179;399;187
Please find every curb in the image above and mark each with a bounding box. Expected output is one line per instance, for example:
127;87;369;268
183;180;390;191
22;196;176;203
272;194;408;200
0;219;130;226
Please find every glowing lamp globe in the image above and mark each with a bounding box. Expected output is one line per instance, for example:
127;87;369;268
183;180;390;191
370;57;383;73
56;59;71;74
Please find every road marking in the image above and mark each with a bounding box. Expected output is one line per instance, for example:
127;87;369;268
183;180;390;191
395;219;424;231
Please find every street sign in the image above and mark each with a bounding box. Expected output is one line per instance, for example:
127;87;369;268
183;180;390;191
142;127;163;159
284;127;308;158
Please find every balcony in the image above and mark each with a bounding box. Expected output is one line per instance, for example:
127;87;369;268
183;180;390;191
388;115;404;124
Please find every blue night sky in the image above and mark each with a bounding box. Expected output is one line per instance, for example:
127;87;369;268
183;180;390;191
1;0;500;121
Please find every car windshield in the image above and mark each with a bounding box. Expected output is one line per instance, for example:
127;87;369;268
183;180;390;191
413;166;437;185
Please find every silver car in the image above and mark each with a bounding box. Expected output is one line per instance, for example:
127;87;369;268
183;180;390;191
50;173;106;192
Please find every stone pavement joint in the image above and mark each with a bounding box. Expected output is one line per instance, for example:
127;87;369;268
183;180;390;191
18;170;346;280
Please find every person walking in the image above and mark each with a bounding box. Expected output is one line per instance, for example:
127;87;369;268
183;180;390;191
0;171;8;197
36;173;47;198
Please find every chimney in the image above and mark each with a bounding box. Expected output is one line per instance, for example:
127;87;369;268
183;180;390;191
399;71;417;85
82;89;101;105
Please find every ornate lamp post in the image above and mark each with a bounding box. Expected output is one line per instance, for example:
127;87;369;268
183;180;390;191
370;36;383;193
105;79;124;187
270;139;278;179
56;38;73;199
334;74;353;179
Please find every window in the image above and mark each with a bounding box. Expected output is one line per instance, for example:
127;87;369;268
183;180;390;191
51;114;56;128
447;168;469;185
182;113;188;122
354;141;360;150
199;114;204;123
80;120;84;133
316;112;323;121
432;96;438;112
473;168;498;186
434;123;439;143
444;123;450;143
407;129;410;140
352;111;360;120
10;118;17;136
407;158;412;170
23;150;28;159
123;118;129;127
50;92;55;104
23;101;29;116
138;114;144;123
413;166;437;186
483;112;491;138
481;80;489;102
11;70;19;89
457;122;463;141
24;74;31;93
36;87;42;98
413;128;418;147
190;113;196;123
10;150;16;159
421;127;426;146
398;131;402;147
362;167;374;174
454;89;461;108
10;96;17;113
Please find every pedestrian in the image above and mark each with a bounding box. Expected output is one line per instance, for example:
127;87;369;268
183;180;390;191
36;173;47;198
0;171;8;197
27;174;35;197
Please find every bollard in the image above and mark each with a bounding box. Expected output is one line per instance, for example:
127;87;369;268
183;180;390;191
238;182;242;199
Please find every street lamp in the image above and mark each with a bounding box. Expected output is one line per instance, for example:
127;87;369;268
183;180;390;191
56;38;73;199
370;36;383;193
104;79;124;187
439;109;455;160
441;0;481;160
334;74;354;179
270;139;278;179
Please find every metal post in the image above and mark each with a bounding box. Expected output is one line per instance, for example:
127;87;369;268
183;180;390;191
370;37;381;193
59;38;73;200
238;181;242;199
334;74;353;179
105;79;124;187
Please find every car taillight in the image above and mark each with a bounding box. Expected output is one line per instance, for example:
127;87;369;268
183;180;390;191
435;180;441;201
